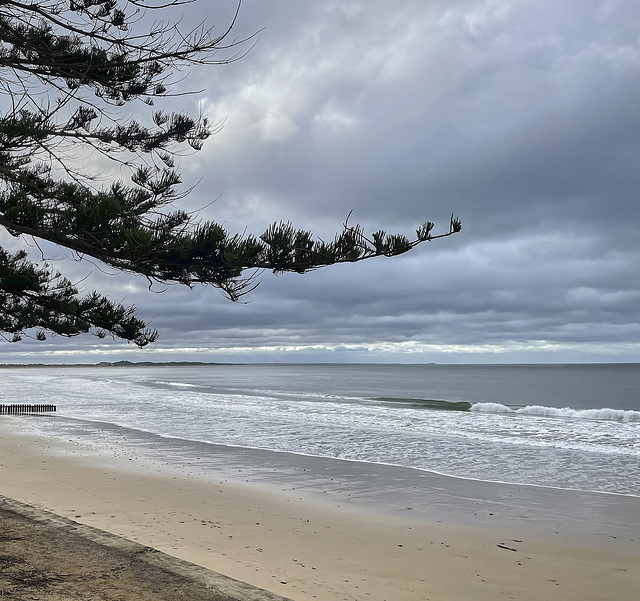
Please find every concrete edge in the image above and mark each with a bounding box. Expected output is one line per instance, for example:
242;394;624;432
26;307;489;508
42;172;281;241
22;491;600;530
0;495;294;601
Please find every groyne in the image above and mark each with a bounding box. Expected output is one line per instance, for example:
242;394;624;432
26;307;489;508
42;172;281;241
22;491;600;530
0;404;56;415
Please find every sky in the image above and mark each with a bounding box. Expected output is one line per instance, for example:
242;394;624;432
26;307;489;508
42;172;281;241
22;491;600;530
2;0;640;364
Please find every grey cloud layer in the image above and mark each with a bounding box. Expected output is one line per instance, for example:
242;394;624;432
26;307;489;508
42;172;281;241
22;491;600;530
2;0;640;362
195;1;640;231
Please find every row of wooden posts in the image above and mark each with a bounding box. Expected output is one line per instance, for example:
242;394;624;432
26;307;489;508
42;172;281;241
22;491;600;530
0;404;57;415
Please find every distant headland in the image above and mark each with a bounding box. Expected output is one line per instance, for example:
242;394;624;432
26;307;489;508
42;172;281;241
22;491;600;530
0;361;235;369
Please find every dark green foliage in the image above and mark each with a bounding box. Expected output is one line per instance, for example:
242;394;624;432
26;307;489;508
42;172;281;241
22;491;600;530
0;248;155;344
0;1;461;346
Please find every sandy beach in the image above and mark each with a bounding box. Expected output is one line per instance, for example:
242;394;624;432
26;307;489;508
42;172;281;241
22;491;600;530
0;416;638;601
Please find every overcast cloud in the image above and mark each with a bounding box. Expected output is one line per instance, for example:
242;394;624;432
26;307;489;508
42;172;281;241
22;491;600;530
2;0;640;363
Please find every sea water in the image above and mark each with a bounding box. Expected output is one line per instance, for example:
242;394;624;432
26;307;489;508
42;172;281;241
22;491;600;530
3;363;640;497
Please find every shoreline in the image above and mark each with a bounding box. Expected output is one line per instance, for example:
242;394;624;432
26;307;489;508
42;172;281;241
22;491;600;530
1;417;639;601
25;413;640;540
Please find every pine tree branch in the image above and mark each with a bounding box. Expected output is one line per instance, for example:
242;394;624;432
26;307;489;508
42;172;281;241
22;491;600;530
0;0;462;344
0;248;157;345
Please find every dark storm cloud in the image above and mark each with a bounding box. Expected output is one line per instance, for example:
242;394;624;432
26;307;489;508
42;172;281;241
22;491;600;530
192;0;640;232
2;0;640;363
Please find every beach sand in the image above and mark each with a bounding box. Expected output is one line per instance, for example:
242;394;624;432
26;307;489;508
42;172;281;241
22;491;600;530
0;496;291;601
0;417;638;601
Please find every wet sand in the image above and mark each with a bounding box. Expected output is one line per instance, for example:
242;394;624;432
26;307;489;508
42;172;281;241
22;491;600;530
1;416;639;601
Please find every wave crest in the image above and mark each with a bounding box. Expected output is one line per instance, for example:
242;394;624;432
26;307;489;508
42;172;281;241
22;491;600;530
154;380;198;388
470;403;640;422
373;398;472;411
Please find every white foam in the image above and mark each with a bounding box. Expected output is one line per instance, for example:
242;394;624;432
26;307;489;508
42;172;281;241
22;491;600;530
154;380;198;388
470;402;640;422
469;402;513;413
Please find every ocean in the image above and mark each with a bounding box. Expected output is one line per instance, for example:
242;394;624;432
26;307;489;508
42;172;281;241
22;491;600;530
3;363;640;498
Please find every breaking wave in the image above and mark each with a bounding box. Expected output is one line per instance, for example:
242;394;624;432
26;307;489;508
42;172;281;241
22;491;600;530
373;397;640;422
470;402;640;422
